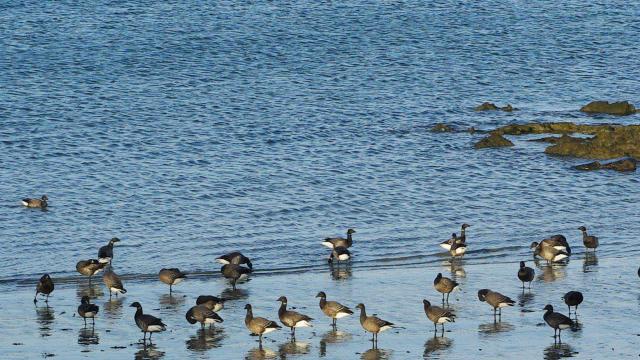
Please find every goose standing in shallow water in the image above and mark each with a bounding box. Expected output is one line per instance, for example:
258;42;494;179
130;302;166;344
103;268;127;298
22;195;48;208
562;291;583;315
159;268;186;293
196;295;225;312
244;304;281;344
530;241;570;264
277;296;313;337
577;226;599;252
517;261;535;289
423;299;455;334
98;237;120;264
439;224;470;251
221;264;252;290
316;291;353;327
78;296;99;327
449;240;467;259
216;252;253;269
328;246;351;264
543;304;573;342
186;304;223;329
322;229;356;249
477;289;515;319
433;273;459;304
76;260;107;285
355;303;394;347
34;274;54;304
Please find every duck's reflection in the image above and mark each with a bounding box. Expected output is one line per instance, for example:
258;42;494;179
221;287;249;301
583;253;598;272
245;346;277;360
159;294;186;309
78;327;99;345
518;290;535;307
35;305;55;337
134;343;165;360
478;321;514;336
329;263;352;280
319;329;351;357
278;340;310;357
103;296;124;319
543;342;575;359
445;259;466;279
360;348;391;360
534;262;567;283
424;335;453;357
76;284;104;300
185;327;226;352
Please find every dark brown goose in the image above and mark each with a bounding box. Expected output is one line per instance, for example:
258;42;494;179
477;289;515;318
322;229;356;249
186;304;223;329
355;303;394;346
316;291;353;327
130;302;166;343
577;226;599;251
159;268;186;293
244;304;281;343
531;235;571;255
34;273;54;304
98;237;120;264
423;299;455;333
433;273;459;303
439;233;459;251
517;261;535;289
277;296;313;337
440;224;471;251
562;291;583;315
328;246;351;264
543;304;573;342
103;268;127;298
221;264;251;290
216;252;253;269
22;195;48;208
449;240;467;258
78;296;99;327
530;241;569;264
76;259;107;285
196;295;225;312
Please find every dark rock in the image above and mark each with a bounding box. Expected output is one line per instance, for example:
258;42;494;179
474;133;514;149
545;125;640;159
575;158;637;172
501;104;515;112
580;101;636;116
431;123;455;132
527;136;563;143
475;102;499;111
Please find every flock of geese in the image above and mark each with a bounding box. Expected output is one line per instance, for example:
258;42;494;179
24;194;639;354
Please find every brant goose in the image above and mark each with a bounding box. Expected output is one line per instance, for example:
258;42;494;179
439;233;458;251
517;261;535;289
328;246;351;264
159;268;186;293
316;291;353;327
433;273;459;304
530;242;569;264
449;240;467;258
76;260;107;285
440;224;471;251
577;226;599;251
196;295;225;312
423;299;455;333
216;252;253;270
98;237;120;264
78;296;99;326
130;302;166;343
244;304;281;343
186;304;224;329
355;303;394;346
562;291;583;315
221;264;251;290
477;289;515;318
34;274;54;304
103;268;126;298
22;195;48;208
543;304;573;342
322;229;356;249
277;296;313;337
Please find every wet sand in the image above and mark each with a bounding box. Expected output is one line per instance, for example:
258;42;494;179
2;254;639;359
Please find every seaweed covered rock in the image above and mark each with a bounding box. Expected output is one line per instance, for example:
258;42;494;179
580;101;636;116
474;102;517;112
431;123;456;132
575;158;637;172
545;125;640;159
474;133;514;149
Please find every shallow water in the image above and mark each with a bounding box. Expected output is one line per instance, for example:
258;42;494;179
1;0;640;359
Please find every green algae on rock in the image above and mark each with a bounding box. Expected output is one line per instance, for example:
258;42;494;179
575;158;637;172
474;133;514;149
474;102;517;112
580;101;637;116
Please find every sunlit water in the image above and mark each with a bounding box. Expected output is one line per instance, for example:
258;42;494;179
1;1;639;359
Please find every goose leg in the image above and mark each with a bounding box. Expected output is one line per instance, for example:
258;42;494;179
441;293;445;304
169;284;173;294
33;291;38;304
149;332;153;344
92;317;95;327
446;293;450;304
83;317;86;327
259;334;263;344
434;322;437;333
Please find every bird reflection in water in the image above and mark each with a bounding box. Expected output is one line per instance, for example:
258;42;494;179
35;305;55;337
360;348;391;360
534;260;567;283
245;346;277;360
186;327;226;352
543;342;575;360
478;321;514;336
278;340;310;358
319;329;351;357
583;253;598;272
159;293;186;309
518;290;535;307
76;284;104;300
424;335;453;357
134;343;165;360
329;263;352;280
102;296;124;319
221;287;249;301
444;259;466;279
78;327;99;345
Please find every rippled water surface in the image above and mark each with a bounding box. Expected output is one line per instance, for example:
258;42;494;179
1;1;639;359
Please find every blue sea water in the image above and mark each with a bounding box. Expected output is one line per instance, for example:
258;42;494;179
1;0;639;285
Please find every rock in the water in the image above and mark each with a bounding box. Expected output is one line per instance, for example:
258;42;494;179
474;133;514;149
580;101;636;116
501;104;515;112
527;136;563;143
545;125;640;159
474;102;517;112
431;123;455;132
575;158;637;172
